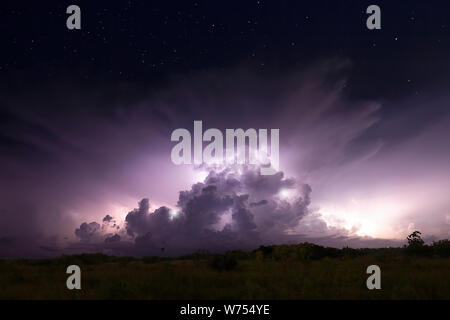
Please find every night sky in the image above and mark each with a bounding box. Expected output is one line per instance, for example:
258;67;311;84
1;0;450;257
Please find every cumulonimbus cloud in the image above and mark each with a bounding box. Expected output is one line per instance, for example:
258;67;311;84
74;165;315;255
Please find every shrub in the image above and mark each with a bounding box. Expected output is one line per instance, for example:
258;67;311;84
431;239;450;257
208;254;238;271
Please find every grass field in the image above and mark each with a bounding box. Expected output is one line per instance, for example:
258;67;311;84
1;252;449;299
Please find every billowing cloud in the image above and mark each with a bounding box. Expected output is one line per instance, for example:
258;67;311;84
74;222;100;242
103;215;114;223
105;234;121;243
115;165;312;255
1;61;449;257
69;164;413;256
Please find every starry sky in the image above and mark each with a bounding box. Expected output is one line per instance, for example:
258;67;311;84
1;0;450;257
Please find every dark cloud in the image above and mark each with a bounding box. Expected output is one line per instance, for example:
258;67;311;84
250;200;268;207
105;234;121;243
68;163;410;256
115;166;313;255
103;215;114;223
74;222;100;242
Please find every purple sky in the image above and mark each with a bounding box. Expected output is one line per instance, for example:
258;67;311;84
1;62;449;257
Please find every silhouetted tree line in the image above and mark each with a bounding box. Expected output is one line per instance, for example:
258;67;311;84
179;231;450;271
5;231;448;271
404;231;450;257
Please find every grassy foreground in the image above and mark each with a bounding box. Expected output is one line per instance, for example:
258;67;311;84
1;247;449;299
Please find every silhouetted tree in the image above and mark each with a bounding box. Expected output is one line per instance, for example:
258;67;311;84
406;231;428;255
407;231;424;248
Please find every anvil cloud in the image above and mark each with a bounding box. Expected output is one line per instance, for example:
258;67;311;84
0;62;449;257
